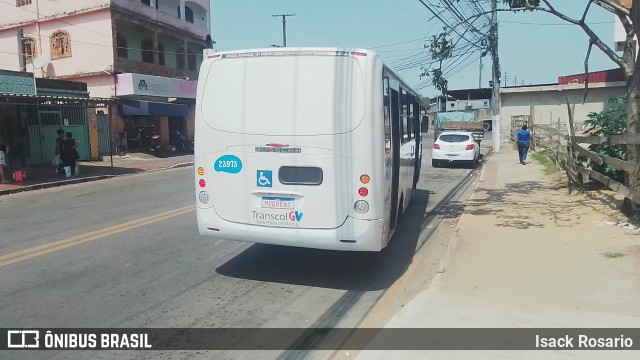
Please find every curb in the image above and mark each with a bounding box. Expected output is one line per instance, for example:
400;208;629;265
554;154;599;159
0;175;116;196
0;162;195;197
413;148;494;252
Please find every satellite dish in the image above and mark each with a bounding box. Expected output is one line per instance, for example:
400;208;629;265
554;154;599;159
32;55;51;69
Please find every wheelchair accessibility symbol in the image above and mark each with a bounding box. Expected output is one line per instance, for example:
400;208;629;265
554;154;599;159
257;170;272;187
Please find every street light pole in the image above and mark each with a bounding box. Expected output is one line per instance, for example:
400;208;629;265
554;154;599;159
490;0;501;152
272;13;295;47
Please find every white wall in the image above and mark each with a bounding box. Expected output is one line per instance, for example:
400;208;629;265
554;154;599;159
500;82;626;139
0;0;109;27
0;9;114;77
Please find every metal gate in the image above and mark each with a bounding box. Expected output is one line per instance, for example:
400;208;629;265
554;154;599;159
96;114;110;156
27;107;90;165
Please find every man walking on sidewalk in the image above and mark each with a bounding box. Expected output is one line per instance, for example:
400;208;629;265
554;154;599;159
516;125;531;165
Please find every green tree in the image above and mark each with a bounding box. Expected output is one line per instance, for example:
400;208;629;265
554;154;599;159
421;33;454;94
580;96;627;182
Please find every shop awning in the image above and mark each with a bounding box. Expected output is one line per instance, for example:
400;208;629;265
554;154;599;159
118;99;189;117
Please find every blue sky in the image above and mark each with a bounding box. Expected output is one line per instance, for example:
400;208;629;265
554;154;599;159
211;1;618;98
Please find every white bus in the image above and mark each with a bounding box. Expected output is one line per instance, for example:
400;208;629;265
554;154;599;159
194;47;422;251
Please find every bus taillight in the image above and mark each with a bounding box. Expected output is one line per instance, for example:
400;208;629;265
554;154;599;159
197;167;205;176
359;174;370;184
354;200;369;214
358;187;368;197
199;179;206;188
199;191;209;204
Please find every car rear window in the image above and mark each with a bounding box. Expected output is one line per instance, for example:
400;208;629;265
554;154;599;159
439;134;470;142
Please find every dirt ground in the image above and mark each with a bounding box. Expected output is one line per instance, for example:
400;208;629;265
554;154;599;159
350;150;640;360
435;152;640;321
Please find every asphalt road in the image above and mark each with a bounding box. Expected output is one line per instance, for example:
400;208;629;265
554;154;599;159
0;131;492;360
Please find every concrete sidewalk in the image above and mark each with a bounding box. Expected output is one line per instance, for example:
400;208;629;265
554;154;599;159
0;152;193;196
357;147;640;359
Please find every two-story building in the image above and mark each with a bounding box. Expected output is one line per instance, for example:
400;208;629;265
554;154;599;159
0;0;212;157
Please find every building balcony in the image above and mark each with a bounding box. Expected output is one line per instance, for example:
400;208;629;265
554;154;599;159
111;0;210;39
114;57;198;81
114;20;206;79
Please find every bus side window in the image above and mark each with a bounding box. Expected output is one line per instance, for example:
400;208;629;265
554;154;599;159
401;88;408;143
408;99;414;141
383;76;391;153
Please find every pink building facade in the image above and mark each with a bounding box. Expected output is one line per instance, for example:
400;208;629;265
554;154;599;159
0;0;211;154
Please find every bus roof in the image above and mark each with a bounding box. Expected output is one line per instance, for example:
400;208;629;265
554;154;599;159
206;47;380;59
204;47;420;98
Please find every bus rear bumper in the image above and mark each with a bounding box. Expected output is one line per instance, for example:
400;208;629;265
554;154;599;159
197;207;385;251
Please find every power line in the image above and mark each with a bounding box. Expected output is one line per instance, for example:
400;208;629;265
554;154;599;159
416;0;484;49
501;20;613;26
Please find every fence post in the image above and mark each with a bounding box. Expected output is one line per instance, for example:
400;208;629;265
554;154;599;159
556;117;561;170
565;98;582;187
530;106;535;151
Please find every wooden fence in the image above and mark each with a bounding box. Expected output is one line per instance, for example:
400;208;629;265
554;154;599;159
522;100;640;205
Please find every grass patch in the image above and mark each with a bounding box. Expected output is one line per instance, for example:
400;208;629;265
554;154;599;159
601;252;626;259
531;150;558;175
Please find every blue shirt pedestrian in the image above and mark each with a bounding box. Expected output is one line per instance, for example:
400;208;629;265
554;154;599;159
516;126;531;164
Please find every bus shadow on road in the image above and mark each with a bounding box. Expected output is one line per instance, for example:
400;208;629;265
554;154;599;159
215;189;431;292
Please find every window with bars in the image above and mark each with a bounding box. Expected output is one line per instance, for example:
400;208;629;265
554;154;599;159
116;33;128;58
16;0;32;7
176;47;185;69
141;38;154;63
50;30;72;59
22;36;37;63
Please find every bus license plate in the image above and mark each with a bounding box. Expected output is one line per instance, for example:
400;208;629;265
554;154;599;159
261;197;294;209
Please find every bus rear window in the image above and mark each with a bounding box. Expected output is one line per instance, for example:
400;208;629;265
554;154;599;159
200;56;365;136
279;166;323;185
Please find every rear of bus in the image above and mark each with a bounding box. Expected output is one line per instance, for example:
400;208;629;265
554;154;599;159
194;48;387;251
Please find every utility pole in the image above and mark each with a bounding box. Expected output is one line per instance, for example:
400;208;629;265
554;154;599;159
490;0;501;151
479;55;483;88
503;72;508;87
272;13;295;47
17;29;25;72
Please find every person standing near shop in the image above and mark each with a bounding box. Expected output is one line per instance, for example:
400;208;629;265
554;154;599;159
0;135;10;184
61;132;80;177
515;124;532;165
54;129;65;175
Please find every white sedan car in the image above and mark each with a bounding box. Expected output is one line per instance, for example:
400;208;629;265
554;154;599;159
432;131;480;168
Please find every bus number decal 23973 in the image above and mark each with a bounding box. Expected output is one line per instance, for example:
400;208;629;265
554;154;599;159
214;155;243;174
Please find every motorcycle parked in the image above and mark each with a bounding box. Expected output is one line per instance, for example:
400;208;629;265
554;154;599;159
170;130;194;153
142;126;163;156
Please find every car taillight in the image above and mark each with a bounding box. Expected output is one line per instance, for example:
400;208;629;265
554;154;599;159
433;143;440;149
151;135;160;140
466;144;475;150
